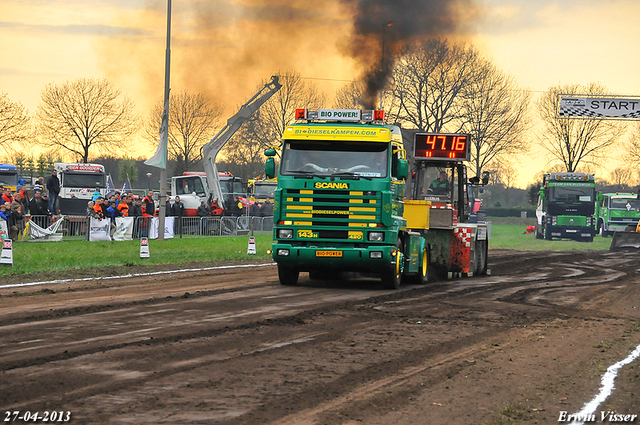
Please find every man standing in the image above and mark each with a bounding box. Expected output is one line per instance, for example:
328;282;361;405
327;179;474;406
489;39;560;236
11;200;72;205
197;200;211;235
29;190;50;226
143;190;155;217
46;169;60;214
2;187;14;205
260;198;274;217
170;195;185;236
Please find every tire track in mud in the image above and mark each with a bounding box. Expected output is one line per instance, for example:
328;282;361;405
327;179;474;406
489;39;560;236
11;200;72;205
1;250;638;424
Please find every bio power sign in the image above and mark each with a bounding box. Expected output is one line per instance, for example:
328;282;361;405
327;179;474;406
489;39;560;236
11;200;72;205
558;95;640;119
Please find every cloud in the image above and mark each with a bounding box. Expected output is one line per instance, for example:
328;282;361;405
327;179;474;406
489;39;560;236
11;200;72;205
0;67;70;79
0;21;148;37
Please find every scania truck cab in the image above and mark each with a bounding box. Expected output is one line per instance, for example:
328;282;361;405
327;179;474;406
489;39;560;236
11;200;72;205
266;108;427;289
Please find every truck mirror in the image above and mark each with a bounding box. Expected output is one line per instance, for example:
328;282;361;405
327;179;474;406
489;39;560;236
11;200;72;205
481;171;489;186
395;158;408;180
265;157;275;179
264;148;276;157
469;176;480;185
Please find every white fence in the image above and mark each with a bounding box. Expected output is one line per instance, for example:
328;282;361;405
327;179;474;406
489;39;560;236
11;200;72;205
17;215;274;241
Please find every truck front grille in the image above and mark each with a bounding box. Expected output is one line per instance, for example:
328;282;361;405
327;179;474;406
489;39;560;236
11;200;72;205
282;189;381;239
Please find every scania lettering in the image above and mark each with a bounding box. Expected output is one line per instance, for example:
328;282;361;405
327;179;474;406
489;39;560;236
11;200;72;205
267;108;427;289
55;162;106;215
535;172;596;242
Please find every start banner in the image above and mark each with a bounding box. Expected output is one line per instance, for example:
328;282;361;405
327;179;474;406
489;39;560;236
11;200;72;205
558;95;640;119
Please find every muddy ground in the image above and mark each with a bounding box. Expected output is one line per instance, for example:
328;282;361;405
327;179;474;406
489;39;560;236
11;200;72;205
0;249;639;424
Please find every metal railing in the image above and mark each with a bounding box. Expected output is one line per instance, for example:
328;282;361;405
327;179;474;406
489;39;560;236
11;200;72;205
18;215;274;241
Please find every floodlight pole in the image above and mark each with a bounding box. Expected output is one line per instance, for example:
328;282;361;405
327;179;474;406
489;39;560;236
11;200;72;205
158;0;171;240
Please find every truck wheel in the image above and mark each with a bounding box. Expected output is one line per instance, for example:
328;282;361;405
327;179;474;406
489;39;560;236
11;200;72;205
413;246;429;284
535;224;543;239
598;221;608;237
382;241;403;290
544;224;552;241
474;239;488;275
278;264;299;286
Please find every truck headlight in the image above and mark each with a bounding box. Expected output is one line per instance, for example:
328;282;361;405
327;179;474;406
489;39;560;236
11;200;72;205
277;229;293;239
368;231;384;241
277;249;290;256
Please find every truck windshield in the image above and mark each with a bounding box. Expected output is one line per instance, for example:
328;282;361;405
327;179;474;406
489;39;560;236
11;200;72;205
611;198;640;210
550;186;594;203
281;140;388;178
62;173;105;188
176;177;206;197
220;180;245;197
255;184;276;198
0;172;18;187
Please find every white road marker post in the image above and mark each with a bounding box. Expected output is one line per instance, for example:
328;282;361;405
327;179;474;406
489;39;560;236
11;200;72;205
0;239;13;267
140;237;150;259
247;236;256;255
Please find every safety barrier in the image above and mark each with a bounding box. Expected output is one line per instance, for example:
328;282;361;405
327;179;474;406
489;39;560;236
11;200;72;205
19;215;274;241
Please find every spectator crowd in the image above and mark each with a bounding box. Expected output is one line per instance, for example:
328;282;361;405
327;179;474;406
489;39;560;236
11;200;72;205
1;171;276;241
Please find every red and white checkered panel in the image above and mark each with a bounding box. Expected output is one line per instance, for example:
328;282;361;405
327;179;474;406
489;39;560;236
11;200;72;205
454;227;472;248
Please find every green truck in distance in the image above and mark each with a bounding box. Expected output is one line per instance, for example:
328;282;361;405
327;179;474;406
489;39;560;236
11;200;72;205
595;192;640;237
535;172;596;242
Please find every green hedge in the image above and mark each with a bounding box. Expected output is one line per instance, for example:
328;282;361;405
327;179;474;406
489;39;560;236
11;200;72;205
482;207;536;218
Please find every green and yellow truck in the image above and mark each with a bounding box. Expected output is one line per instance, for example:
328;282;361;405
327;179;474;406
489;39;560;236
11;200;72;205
265;109;489;288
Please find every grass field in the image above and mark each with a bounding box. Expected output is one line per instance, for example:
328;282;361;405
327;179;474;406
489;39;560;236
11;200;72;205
488;223;611;251
0;222;614;277
0;233;274;277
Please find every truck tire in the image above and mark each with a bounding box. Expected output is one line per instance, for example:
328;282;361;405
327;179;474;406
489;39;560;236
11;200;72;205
278;264;299;286
413;246;429;284
474;239;488;275
598;221;608;237
535;224;543;239
544;224;553;241
382;240;403;290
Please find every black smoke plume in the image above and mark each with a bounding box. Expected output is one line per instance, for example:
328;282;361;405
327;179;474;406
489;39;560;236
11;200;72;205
339;0;477;108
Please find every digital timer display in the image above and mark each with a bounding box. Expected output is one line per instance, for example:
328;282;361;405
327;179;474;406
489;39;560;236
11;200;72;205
414;133;470;161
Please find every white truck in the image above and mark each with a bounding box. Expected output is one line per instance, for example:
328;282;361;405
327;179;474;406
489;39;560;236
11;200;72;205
170;75;282;216
54;162;106;215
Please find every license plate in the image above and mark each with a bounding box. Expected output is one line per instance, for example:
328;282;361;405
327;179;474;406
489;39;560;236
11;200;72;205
315;250;342;257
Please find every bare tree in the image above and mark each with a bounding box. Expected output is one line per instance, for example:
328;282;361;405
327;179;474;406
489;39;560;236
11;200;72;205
0;91;30;155
36;78;137;163
145;91;223;173
608;167;635;190
459;59;531;179
624;121;640;167
386;39;480;132
537;83;625;172
334;81;366;109
223;71;325;173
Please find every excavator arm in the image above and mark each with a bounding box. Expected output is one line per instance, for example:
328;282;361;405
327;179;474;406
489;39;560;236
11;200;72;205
202;75;282;208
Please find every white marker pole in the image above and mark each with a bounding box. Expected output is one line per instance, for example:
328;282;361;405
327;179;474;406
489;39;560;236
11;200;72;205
0;239;13;267
140;237;150;258
247;236;256;255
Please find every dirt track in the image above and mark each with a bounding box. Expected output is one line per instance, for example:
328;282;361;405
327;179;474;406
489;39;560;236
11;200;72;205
1;249;639;424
